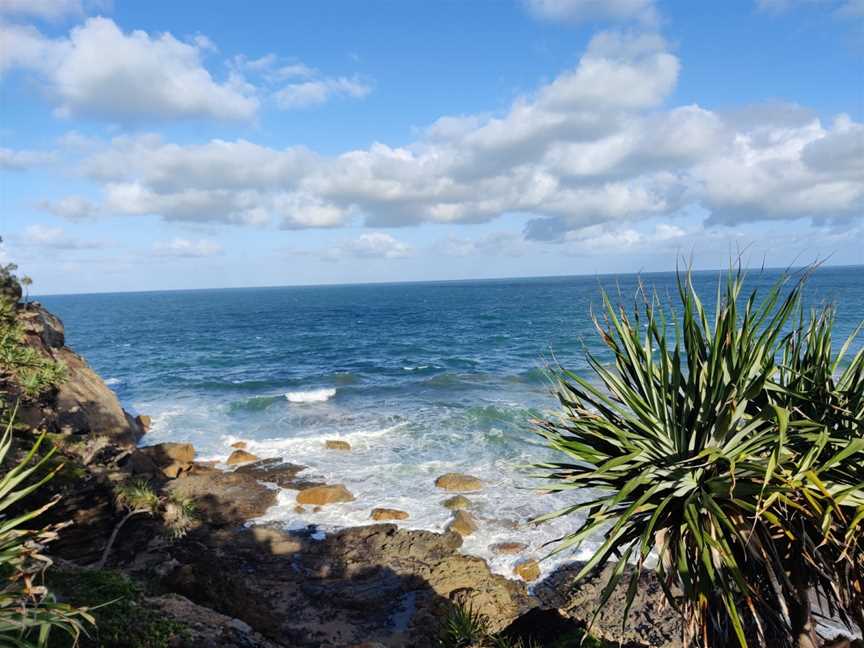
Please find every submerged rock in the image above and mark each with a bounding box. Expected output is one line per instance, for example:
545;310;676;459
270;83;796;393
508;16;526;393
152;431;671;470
325;439;351;451
435;473;482;492
370;507;409;521
226;449;259;465
490;542;527;555
513;559;540;582
230;441;247;450
441;495;471;510
296;484;355;506
446;510;478;536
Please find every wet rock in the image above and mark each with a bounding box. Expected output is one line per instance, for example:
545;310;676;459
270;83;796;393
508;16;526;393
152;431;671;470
165;470;277;525
234;458;310;489
230;441;247;450
441;495;471;510
513;559;540;582
446;510;478;536
370;508;409;521
325;439;351;451
136;414;152;432
490;542;527;555
435;473;482;492
296;484;355;506
226;449;259;465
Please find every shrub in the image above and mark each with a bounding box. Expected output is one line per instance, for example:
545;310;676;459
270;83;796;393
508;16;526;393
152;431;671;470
0;299;66;399
533;268;864;647
0;406;94;646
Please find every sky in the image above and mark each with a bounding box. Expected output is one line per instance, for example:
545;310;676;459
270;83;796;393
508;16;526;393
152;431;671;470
1;0;862;295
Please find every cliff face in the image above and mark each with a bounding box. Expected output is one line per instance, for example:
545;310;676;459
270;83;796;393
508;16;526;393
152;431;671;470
12;303;146;445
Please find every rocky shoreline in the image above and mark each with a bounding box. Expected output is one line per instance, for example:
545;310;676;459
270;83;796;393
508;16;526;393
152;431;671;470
9;301;686;647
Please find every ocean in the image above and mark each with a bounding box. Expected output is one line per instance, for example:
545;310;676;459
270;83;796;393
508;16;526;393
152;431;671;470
40;266;864;575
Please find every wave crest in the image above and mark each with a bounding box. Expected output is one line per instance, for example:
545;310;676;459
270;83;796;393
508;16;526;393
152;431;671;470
285;388;336;403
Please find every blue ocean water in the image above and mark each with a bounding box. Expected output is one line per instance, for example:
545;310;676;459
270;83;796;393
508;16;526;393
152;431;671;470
40;266;864;573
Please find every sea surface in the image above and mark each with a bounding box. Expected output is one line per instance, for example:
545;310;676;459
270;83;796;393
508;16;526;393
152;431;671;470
40;266;864;575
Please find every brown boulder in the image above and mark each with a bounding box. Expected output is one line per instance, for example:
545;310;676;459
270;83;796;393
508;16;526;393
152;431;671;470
435;473;482;492
490;542;527;555
166;470;277;525
296;484;355;506
513;559;540;582
324;439;351;451
136;414;152;431
442;495;471;510
370;508;409;521
230;441;247;450
226;449;259;465
446;510;478;536
138;442;196;479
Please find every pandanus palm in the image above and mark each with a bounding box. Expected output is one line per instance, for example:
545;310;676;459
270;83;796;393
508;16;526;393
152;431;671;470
533;267;864;648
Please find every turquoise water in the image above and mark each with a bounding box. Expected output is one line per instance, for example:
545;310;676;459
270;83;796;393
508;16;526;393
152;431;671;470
41;266;864;573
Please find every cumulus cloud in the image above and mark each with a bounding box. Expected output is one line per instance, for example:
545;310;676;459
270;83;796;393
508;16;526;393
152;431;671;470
38;29;863;241
0;0;82;21
36;196;100;220
152;238;224;258
275;76;372;109
324;233;411;260
0;17;258;121
524;0;658;24
21;224;102;249
0;147;56;170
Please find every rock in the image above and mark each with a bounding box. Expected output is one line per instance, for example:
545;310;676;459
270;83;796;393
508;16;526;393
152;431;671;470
513;559;540;582
161;524;532;647
146;593;283;648
137;414;152;431
446;510;478;536
296;484;355;506
226;449;258;465
230;441;247;450
324;439;351;451
166;470;277;525
294;505;305;514
435;473;482;492
138;443;196;479
370;508;409;521
234;458;312;489
490;542;527;555
141;442;195;464
533;561;683;647
441;495;471;510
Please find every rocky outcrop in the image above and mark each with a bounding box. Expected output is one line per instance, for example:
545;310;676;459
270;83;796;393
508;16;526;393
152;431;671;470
370;508;409;521
441;495;471;510
14;303;145;445
445;510;478;536
165;466;278;525
139;442;195;478
227;449;259;465
160;524;534;647
296;484;355;506
513;559;540;582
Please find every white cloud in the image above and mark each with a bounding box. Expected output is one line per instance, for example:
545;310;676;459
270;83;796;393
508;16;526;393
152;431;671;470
324;233;411;260
0;0;82;21
524;0;658;24
755;0;864;16
44;29;862;239
275;76;372;109
37;195;99;220
0;146;56;170
0;17;258;121
152;238;224;258
21;224;102;249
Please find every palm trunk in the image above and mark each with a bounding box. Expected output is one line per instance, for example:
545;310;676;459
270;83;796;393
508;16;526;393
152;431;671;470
96;509;147;569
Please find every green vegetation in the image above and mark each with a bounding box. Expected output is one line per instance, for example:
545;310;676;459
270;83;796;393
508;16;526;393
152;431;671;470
438;603;604;648
97;479;195;569
0;282;66;399
534;267;864;647
0;407;94;647
47;569;187;648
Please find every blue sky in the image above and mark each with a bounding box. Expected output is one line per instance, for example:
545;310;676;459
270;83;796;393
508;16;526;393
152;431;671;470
1;0;862;294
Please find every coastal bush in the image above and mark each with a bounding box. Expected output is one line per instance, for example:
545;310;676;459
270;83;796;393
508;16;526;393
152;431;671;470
47;569;187;648
0;298;67;399
0;406;94;646
533;267;864;648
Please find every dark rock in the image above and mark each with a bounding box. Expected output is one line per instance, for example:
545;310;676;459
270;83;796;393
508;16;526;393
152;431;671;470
234;458;311;489
165;470;277;526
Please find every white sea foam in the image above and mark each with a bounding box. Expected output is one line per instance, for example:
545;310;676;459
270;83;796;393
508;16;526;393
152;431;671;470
105;377;122;386
285;388;336;403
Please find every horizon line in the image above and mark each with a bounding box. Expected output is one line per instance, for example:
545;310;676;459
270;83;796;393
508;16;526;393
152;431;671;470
33;261;863;299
